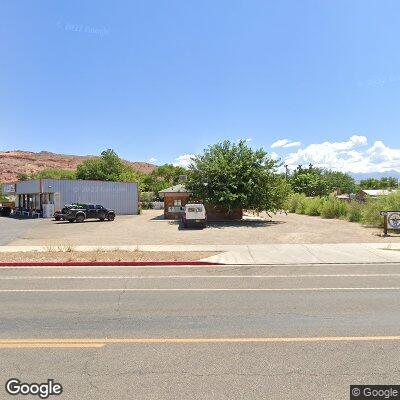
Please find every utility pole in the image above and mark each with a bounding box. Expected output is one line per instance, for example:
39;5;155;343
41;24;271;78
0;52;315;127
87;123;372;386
284;165;289;180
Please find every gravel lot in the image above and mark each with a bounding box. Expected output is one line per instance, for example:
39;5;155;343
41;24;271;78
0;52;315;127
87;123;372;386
1;210;399;246
0;250;218;263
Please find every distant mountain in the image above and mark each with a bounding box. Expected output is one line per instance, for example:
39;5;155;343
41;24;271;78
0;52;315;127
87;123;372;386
350;170;400;182
0;150;157;183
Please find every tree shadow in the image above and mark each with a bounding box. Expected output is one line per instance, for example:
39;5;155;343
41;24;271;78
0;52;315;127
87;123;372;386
206;220;285;229
149;214;167;221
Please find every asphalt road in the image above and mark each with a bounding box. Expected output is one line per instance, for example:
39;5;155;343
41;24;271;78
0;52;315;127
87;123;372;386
0;263;400;399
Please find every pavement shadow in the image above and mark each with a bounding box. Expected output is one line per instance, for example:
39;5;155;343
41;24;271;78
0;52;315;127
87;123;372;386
207;220;285;229
149;215;166;221
53;220;110;224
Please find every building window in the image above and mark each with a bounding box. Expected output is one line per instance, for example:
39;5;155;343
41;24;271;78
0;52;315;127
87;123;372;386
173;199;181;206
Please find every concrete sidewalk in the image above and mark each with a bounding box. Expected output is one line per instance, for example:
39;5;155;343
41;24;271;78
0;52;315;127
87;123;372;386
201;243;400;264
1;243;400;264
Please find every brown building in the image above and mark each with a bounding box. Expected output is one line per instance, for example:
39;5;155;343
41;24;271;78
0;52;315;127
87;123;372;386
158;184;243;221
158;184;190;219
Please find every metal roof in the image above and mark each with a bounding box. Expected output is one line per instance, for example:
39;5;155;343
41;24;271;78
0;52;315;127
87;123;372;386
361;189;395;196
158;184;188;194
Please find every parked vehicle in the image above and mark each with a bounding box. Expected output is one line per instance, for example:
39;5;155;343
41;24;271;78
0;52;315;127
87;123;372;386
55;203;116;223
0;202;14;217
181;203;207;229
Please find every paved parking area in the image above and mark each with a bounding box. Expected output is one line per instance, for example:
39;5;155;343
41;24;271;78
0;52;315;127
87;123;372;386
0;217;42;246
2;210;399;246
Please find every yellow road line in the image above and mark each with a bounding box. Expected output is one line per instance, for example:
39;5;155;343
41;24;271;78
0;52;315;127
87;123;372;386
1;336;400;348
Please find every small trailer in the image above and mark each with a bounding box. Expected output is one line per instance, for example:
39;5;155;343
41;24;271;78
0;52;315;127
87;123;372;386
181;203;207;229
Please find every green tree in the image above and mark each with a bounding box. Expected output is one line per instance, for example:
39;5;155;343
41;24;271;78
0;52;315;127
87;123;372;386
323;170;357;193
31;168;76;180
289;167;356;196
142;164;187;193
360;177;399;189
76;149;141;182
186;140;291;213
290;170;328;197
16;173;29;181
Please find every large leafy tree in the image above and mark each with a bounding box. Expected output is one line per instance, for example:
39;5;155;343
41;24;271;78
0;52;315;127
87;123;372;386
323;170;357;194
142;164;187;193
360;177;399;189
31;168;76;180
186;140;291;212
289;166;356;196
76;149;141;182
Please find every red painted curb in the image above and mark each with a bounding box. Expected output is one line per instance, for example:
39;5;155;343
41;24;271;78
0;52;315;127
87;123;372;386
0;261;220;267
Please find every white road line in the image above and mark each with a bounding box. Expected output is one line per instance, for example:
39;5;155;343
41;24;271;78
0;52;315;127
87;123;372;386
0;263;398;269
1;273;400;280
0;287;400;293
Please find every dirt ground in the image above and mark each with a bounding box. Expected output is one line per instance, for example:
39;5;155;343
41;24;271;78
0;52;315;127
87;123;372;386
1;210;400;246
0;251;218;263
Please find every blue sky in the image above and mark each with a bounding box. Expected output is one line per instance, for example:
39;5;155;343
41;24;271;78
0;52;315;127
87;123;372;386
1;0;400;173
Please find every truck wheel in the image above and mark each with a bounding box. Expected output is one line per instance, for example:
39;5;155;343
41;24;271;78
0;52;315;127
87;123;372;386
54;216;61;221
75;214;85;223
107;212;115;221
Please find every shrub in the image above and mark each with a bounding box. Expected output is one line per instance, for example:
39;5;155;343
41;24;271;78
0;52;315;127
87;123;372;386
285;193;307;213
304;197;323;216
320;197;348;219
295;197;308;214
361;190;400;227
346;201;363;223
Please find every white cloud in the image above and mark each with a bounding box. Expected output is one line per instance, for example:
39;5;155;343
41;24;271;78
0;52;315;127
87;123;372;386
271;139;302;148
270;151;280;161
174;154;195;168
148;157;157;163
281;135;400;173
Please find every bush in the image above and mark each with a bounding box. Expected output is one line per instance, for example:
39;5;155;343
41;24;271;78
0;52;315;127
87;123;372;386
361;190;400;227
346;201;363;223
287;189;400;227
295;198;307;214
304;197;323;216
285;193;307;213
320;197;348;219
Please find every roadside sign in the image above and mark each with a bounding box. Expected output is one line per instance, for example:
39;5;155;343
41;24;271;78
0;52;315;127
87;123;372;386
381;210;400;235
387;212;400;230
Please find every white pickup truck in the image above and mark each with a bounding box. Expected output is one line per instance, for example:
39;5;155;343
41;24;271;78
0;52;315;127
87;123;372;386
181;203;207;229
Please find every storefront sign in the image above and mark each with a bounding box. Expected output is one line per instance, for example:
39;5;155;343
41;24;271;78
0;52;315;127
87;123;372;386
3;184;16;193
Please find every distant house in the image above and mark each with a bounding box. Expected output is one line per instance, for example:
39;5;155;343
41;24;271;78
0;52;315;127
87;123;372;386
356;189;396;202
158;184;243;221
158;184;190;219
336;194;352;202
